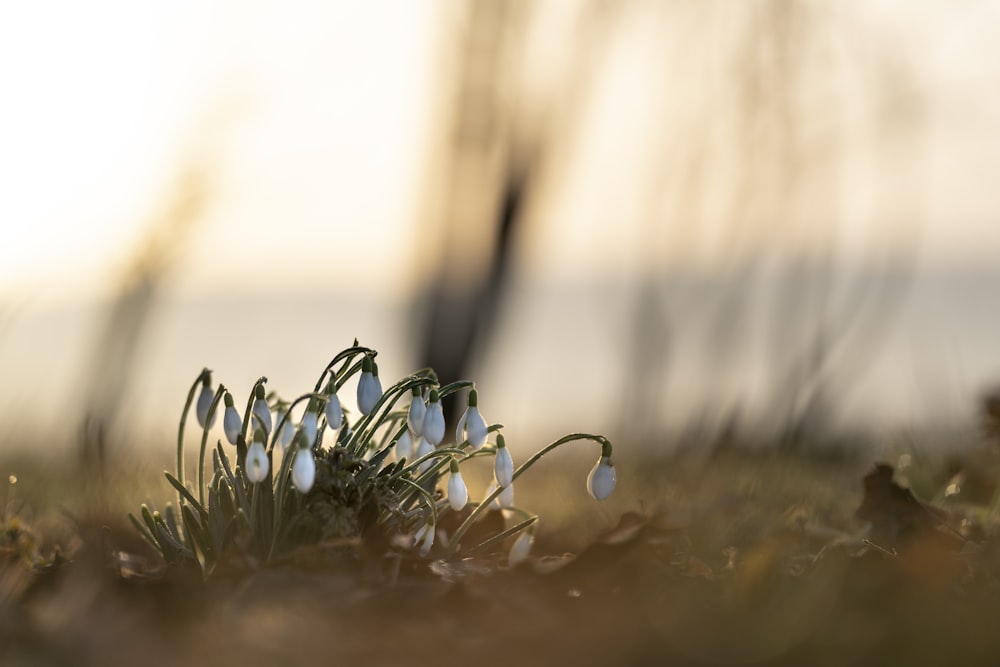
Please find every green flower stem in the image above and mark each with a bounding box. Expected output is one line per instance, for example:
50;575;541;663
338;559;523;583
395;477;439;529
198;385;228;507
447;433;612;555
346;375;437;456
314;344;372;393
267;392;324;454
466;515;537;555
176;368;211;505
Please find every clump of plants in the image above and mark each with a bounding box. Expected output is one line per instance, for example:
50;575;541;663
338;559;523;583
131;343;616;576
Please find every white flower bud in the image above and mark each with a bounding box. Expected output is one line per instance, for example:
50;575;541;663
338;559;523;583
407;387;426;437
500;480;515;508
414;521;435;556
422;390;445;446
508;530;534;567
196;378;216;428
300;407;319;448
494;434;514;488
251;386;272;436
394;429;413;462
291;447;316;493
223;393;241;445
447;459;468;511
277;410;295;451
325;390;343;431
357;356;382;416
245;433;269;484
456;389;488;449
587;456;616;500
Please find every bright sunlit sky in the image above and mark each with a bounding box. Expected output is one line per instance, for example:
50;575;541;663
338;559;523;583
3;1;1000;451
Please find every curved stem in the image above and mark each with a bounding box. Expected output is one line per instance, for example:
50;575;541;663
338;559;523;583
198;385;227;507
240;376;268;439
314;344;373;393
267;392;324;454
447;433;611;555
176;369;210;503
346;375;437;456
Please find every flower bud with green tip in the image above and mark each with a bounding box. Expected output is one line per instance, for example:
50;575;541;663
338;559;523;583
196;374;216;428
508;529;534;567
223;392;241;445
407;386;425;437
494;434;514;488
300;400;319;448
447;458;468;511
422;389;445;446
456;388;489;449
586;442;616;500
357;356;382;416
246;428;269;484
291;436;316;493
251;385;272;435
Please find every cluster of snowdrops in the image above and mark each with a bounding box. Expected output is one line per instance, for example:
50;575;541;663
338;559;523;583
131;344;616;577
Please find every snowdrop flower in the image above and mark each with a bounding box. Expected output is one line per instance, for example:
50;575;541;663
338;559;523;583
414;435;434;473
587;451;616;501
357;356;382;416
494;434;514;488
447;458;469;511
407;387;426;437
300;401;319;448
245;429;269;484
324;383;343;432
499;480;515;508
195;374;216;428
277;409;295;451
291;441;316;493
456;388;489;449
251;385;272;436
508;530;534;567
414;521;435;556
394;429;413;462
422;389;445;446
223;392;242;445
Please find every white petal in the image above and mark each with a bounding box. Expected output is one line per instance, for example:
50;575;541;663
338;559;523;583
500;482;515;508
325;393;343;431
223;406;242;445
465;407;488;449
423;402;445;446
395;430;413;461
508;531;534;567
196;385;216;428
278;413;295;451
245;441;269;483
357;372;382;416
292;449;316;493
587;457;616;500
448;471;469;511
301;411;318;448
494;447;514;488
252;398;272;435
407;395;426;437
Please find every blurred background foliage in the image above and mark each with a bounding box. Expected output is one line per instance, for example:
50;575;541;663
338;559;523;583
2;0;1000;470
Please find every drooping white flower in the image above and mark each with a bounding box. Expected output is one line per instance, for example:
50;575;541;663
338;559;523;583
587;456;616;501
291;446;316;493
223;392;242;445
422;389;445;446
407;387;426;437
196;375;216;428
499;480;515;508
456;388;488;449
245;430;269;484
277;409;295;451
357;356;382;416
394;429;413;462
325;385;343;431
447;458;468;511
414;521;435;556
300;403;319;448
508;530;534;567
494;434;514;488
251;385;272;436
